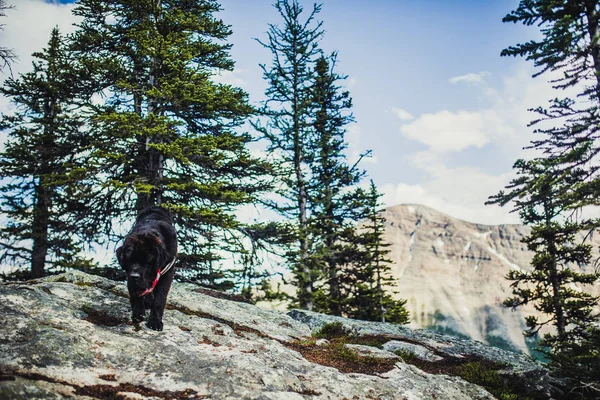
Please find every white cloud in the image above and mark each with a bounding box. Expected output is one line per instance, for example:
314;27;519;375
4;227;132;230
379;153;519;225
396;63;563;156
0;0;79;147
1;0;79;78
449;71;490;85
399;109;514;153
392;107;414;121
383;63;570;224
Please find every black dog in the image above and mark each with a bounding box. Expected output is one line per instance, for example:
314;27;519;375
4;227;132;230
116;206;178;331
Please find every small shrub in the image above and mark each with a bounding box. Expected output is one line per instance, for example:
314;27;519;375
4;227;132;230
455;361;534;400
314;322;351;339
393;349;417;363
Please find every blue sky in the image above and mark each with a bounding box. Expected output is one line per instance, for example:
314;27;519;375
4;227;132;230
3;0;550;224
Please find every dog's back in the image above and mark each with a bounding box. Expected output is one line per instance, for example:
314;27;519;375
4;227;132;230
130;206;177;253
136;206;173;225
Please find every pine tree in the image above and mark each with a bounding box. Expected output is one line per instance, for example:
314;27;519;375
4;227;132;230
344;181;409;324
69;0;271;286
488;157;599;350
499;1;600;392
0;28;94;278
254;0;324;309
307;53;369;316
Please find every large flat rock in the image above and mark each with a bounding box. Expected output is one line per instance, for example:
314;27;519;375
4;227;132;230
0;271;522;399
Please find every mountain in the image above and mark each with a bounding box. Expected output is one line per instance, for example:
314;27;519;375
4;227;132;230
0;271;551;399
382;204;600;354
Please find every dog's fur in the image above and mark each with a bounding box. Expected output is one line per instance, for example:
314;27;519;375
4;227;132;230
116;206;177;331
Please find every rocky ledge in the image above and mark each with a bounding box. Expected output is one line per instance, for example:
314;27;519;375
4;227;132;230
0;271;551;399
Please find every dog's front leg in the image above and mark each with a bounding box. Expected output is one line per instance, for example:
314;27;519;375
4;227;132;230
128;286;146;323
147;269;175;331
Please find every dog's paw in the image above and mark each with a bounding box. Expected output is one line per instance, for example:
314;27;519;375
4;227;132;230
131;313;145;324
146;318;163;331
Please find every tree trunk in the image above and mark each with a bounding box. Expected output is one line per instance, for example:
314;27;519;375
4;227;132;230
146;50;163;207
549;237;566;342
31;90;58;278
545;197;566;342
31;182;50;278
326;223;340;316
292;36;312;310
376;260;384;322
550;266;566;341
133;72;151;213
133;63;164;212
296;140;311;309
324;181;340;316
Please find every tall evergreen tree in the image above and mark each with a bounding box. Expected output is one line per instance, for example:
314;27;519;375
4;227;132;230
498;1;600;393
254;0;324;309
69;0;271;286
488;157;599;350
308;53;367;316
0;28;94;278
256;3;407;319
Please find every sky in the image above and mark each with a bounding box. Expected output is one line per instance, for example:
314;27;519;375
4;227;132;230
0;0;553;225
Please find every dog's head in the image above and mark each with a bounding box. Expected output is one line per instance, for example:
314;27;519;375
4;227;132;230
116;233;167;293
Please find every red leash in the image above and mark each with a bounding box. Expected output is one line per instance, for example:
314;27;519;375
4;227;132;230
137;256;176;297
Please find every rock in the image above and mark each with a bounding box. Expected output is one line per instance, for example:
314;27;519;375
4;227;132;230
343;344;399;360
314;339;329;346
287;309;552;398
0;271;552;399
383;340;443;362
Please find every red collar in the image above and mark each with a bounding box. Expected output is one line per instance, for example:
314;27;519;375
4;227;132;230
137;256;176;297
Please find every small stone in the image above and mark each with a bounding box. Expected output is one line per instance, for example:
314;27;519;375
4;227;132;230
115;392;145;400
315;339;329;346
383;340;444;362
343;344;400;360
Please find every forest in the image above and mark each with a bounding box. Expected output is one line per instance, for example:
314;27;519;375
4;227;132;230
0;0;599;398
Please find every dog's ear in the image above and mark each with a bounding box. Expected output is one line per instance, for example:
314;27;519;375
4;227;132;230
151;234;162;246
150;235;167;267
116;246;124;267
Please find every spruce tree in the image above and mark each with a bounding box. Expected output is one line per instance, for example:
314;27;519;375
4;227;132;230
498;1;600;392
488;157;599;350
307;53;368;316
345;181;409;324
69;0;271;286
0;28;94;278
254;0;324;309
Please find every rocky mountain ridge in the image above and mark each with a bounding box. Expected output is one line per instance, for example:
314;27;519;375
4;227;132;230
0;271;551;399
382;204;600;354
